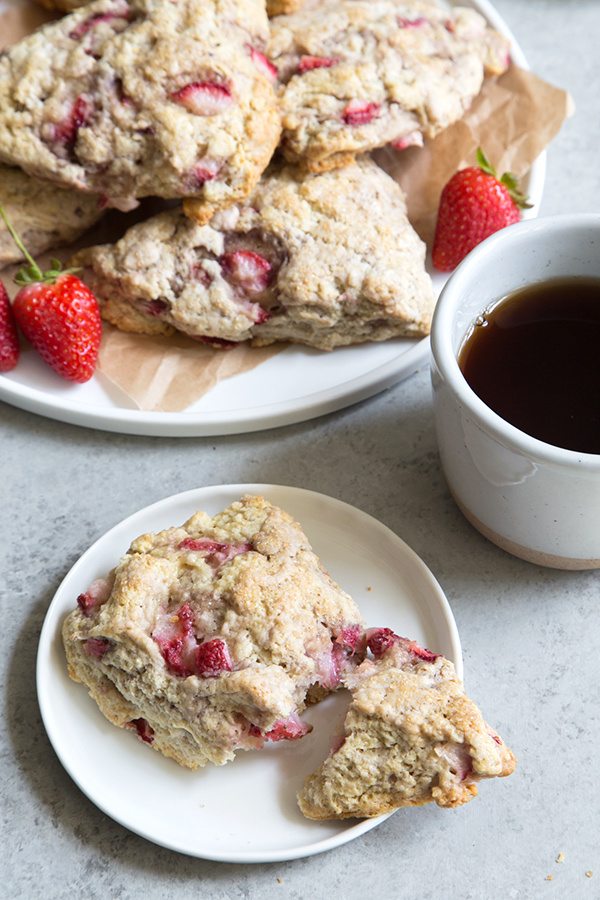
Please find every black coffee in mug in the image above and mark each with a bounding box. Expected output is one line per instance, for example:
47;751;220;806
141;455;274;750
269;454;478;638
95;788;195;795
458;277;600;454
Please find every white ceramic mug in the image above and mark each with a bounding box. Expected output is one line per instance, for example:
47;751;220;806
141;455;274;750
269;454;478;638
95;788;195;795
430;214;600;569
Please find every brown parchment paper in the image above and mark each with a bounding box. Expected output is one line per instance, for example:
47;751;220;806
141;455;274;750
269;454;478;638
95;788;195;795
1;1;572;411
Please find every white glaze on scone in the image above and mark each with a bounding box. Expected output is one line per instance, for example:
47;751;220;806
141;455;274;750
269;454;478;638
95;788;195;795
62;496;365;769
298;629;516;818
0;0;281;214
0;166;103;268
72;158;434;350
269;0;510;171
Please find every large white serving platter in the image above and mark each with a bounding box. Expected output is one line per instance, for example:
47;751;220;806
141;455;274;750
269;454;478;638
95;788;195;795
37;484;462;862
0;1;545;435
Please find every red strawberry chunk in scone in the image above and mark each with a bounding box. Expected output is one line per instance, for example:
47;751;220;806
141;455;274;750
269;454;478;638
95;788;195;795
76;577;112;616
190;159;222;188
170;82;233;116
50;96;92;156
69;5;131;41
152;602;198;677
390;130;424;151
435;742;473;781
249;47;278;82
220;250;272;295
335;625;365;655
84;637;112;658
298;55;338;73
195;638;233;677
366;627;439;662
128;718;155;744
178;537;252;567
264;714;312;742
342;101;380;126
365;627;397;658
397;16;428;28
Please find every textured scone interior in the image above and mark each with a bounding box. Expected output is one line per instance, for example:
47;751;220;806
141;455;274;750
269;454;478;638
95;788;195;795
268;0;509;172
62;495;365;769
0;0;280;212
298;631;516;819
73;158;434;350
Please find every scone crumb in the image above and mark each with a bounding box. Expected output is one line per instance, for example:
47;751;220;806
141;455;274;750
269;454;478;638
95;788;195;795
556;852;565;864
545;875;553;882
585;871;593;879
366;586;372;592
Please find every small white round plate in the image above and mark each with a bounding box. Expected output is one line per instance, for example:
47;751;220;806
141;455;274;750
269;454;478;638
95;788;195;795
0;1;544;436
37;484;462;863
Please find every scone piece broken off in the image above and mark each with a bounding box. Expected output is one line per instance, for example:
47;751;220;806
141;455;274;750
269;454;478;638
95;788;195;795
73;159;434;350
269;0;510;172
298;628;516;819
62;496;365;769
0;0;280;215
0;166;103;268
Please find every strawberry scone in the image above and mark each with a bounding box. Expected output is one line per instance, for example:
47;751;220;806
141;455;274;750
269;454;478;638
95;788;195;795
72;158;434;350
62;496;365;768
0;0;280;217
0;166;103;268
298;628;515;818
35;0;304;16
269;0;510;172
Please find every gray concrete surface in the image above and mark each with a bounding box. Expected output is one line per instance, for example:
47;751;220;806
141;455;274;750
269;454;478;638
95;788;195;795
2;2;599;897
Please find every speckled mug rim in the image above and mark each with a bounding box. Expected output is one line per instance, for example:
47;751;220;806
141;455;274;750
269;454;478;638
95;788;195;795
431;213;600;471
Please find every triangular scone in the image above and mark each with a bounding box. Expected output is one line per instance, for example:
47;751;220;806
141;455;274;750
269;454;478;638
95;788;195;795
72;159;434;350
0;166;103;268
0;0;280;215
62;496;365;769
298;629;515;819
269;0;510;172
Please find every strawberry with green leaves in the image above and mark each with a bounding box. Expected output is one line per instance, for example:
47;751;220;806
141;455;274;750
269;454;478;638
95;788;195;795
0;204;101;383
432;148;530;272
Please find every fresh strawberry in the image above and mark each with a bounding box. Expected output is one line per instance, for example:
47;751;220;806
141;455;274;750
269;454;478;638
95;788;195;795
0;204;102;382
432;148;529;271
171;81;233;116
342;100;380;126
0;282;20;372
220;250;272;294
249;47;278;82
298;55;338;73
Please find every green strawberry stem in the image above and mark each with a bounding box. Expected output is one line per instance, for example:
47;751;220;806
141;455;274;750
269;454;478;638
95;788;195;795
475;147;532;210
0;201;80;286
